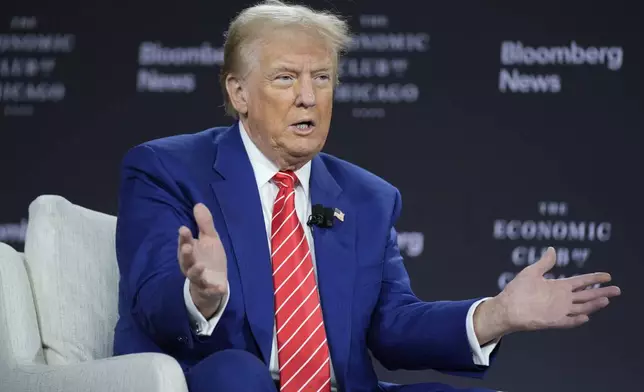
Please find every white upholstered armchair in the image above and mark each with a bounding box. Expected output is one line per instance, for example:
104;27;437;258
0;195;188;392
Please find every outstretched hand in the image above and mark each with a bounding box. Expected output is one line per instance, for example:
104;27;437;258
178;203;228;319
475;247;621;343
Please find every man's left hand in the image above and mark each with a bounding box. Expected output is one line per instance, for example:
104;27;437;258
474;247;621;345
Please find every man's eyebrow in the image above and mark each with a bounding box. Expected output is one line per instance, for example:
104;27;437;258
312;66;333;73
270;65;298;73
268;64;333;75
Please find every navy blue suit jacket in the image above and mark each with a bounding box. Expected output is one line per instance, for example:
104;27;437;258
113;124;496;391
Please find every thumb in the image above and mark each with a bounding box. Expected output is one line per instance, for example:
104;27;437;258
194;203;218;238
530;247;556;275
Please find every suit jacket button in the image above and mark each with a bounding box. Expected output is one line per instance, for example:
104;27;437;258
177;336;187;343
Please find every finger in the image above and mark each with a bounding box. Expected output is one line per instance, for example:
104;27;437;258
177;227;195;273
570;297;610;316
194;203;218;238
178;243;196;273
572;285;621;303
560;314;589;329
567;272;612;291
185;263;207;288
178;226;194;246
528;247;556;275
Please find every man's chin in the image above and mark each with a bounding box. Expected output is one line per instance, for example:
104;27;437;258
287;148;318;159
282;144;323;164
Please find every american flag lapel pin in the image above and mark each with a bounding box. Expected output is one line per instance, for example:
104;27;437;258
333;208;345;222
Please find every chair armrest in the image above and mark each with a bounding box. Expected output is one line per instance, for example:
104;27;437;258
8;353;188;392
0;242;44;366
0;243;188;392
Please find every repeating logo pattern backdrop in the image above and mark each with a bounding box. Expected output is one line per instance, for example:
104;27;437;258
2;1;642;391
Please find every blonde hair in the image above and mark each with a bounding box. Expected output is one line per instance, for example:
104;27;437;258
219;0;351;117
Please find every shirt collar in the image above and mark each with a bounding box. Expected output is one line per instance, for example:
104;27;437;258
238;120;311;196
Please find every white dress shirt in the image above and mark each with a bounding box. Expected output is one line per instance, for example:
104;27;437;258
183;121;499;384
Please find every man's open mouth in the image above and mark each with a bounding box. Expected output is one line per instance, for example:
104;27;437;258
291;120;315;130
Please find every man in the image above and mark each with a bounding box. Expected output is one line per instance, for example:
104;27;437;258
113;1;621;391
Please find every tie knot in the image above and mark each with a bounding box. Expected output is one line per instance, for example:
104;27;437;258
273;171;297;190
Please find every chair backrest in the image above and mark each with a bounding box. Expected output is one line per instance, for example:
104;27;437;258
24;195;119;365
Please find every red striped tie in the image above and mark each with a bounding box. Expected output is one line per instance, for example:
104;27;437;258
271;171;331;392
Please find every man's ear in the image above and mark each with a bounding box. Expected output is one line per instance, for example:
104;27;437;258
225;74;248;116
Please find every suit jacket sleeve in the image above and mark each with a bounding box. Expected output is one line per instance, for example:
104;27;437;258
366;189;497;377
115;144;203;350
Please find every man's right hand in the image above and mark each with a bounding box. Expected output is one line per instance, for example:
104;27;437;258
178;203;228;320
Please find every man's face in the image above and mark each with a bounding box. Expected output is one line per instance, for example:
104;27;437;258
234;29;335;169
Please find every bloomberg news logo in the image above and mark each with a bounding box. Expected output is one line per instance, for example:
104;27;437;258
498;40;623;94
136;42;224;93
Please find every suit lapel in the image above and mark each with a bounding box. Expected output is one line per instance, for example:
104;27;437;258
310;156;356;390
210;125;274;365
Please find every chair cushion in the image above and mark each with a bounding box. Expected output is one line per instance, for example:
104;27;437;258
24;195;118;365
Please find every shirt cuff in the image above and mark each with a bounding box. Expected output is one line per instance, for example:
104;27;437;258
183;278;230;336
466;297;500;366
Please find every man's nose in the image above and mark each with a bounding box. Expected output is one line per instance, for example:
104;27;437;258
296;77;316;107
